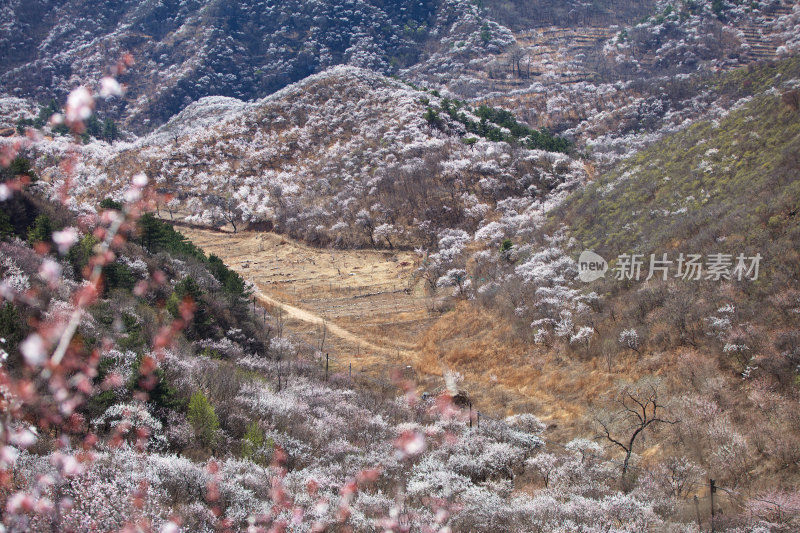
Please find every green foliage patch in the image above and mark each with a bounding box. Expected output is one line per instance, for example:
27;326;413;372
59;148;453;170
428;98;572;153
137;213;250;299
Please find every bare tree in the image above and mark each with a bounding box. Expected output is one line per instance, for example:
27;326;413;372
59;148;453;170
166;197;180;220
207;193;242;232
601;338;618;373
594;381;677;477
508;45;527;78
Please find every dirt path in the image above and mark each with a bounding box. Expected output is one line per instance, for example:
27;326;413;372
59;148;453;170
253;288;391;355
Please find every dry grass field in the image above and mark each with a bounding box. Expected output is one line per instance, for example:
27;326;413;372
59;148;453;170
179;226;640;436
179;226;429;369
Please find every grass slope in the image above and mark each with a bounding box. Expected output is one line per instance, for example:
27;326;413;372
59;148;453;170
560;90;800;302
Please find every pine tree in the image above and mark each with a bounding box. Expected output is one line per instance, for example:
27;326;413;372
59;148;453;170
102;118;118;142
0;210;13;239
187;391;219;448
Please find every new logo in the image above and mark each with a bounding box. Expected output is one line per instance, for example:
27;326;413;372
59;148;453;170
578;250;607;282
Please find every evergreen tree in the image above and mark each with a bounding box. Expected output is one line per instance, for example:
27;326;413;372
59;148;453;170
27;214;53;246
81;114;102;143
167;276;213;339
0;210;13;239
68;234;99;280
1;156;37;183
128;354;182;413
99;197;123;211
102;118;119;142
101;262;134;294
187;391;219;448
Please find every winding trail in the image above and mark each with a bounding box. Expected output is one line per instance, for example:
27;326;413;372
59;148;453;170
252;289;392;356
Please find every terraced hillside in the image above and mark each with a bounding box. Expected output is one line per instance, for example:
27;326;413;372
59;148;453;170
178;226;429;367
738;3;796;60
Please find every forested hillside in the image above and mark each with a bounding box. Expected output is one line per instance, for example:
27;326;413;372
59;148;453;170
0;0;444;130
1;167;687;532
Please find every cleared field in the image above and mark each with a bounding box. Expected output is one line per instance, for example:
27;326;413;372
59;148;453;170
178;226;436;375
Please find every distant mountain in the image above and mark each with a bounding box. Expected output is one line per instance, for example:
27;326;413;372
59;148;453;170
0;0;443;131
3;0;798;136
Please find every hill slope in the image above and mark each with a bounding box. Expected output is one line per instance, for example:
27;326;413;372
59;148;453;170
63;67;586;249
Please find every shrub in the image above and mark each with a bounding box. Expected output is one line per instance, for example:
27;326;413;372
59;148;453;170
100;197;123;211
187;391;219;448
0;156;37;183
241;421;265;464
